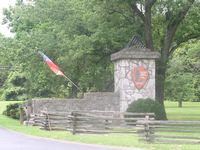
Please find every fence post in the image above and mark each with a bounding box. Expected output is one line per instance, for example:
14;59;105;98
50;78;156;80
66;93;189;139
144;115;152;143
44;113;48;130
19;106;24;125
72;112;77;135
105;119;109;130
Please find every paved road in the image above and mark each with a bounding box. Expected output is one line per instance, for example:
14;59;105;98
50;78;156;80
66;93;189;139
0;128;142;150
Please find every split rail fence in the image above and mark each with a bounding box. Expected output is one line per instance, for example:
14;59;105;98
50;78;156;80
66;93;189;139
137;120;200;144
28;111;200;144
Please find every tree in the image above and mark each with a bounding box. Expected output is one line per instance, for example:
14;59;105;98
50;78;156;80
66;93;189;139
3;0;139;97
2;0;200;103
0;34;17;89
103;0;200;104
165;41;200;106
1;72;28;101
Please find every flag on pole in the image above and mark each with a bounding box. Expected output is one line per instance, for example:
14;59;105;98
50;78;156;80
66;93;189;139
38;51;82;92
38;51;64;76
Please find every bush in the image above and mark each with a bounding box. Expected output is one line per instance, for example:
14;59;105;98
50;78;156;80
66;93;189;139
3;103;20;119
1;87;28;101
1;72;29;101
126;98;167;120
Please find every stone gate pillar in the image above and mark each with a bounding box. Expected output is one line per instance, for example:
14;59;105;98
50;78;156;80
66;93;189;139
111;42;160;112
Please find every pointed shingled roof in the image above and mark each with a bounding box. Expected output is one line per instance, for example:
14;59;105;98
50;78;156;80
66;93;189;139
111;36;160;61
126;36;145;48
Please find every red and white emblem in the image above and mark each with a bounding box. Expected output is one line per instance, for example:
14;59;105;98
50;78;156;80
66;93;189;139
131;66;149;90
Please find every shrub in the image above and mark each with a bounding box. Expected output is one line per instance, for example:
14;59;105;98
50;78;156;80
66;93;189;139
126;98;167;120
3;103;20;119
1;87;28;101
1;72;29;101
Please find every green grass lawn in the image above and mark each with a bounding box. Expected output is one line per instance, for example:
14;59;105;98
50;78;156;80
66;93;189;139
164;101;200;120
0;101;200;150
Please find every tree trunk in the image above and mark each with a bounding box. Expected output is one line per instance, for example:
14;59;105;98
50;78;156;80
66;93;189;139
155;25;177;104
144;0;155;51
155;60;166;105
155;60;168;119
178;99;182;108
178;94;183;107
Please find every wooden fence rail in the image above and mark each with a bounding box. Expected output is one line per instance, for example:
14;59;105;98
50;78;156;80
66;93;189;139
137;120;200;144
28;111;154;132
68;111;154;135
27;111;200;144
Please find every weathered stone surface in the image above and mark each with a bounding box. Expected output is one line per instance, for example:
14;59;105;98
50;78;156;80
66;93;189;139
111;46;159;112
32;92;120;113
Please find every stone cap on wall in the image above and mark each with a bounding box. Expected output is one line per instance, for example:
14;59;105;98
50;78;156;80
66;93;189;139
111;46;160;61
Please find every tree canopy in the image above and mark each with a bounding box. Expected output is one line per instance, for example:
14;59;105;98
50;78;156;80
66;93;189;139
165;41;200;102
0;0;199;102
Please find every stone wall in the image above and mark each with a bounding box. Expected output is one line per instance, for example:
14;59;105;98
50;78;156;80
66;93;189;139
114;59;156;111
32;92;120;113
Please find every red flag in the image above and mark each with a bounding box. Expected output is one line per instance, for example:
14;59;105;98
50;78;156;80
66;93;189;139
39;52;64;76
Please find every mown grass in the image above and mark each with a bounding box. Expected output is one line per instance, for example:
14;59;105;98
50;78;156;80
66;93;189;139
164;101;200;120
0;101;200;150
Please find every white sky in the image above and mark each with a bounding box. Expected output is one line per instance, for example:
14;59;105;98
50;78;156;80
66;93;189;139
0;0;16;37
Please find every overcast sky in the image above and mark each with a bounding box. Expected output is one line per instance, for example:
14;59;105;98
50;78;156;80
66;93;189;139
0;0;16;37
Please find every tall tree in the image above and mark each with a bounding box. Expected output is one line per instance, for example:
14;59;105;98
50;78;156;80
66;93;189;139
2;0;200;103
104;0;200;104
3;0;139;97
165;41;200;106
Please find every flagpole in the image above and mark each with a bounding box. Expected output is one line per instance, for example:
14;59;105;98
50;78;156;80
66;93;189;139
38;51;82;93
63;74;82;92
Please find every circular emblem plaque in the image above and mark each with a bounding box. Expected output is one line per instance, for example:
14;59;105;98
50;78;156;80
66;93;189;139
131;66;149;90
